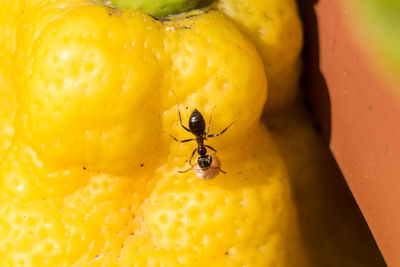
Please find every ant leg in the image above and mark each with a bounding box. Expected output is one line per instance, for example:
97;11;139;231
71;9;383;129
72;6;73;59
188;148;197;165
177;106;191;133
164;131;195;143
178;166;194;173
170;136;195;143
171;90;191;133
207;120;237;138
211;166;226;174
205;107;215;139
205;145;217;152
178;149;197;173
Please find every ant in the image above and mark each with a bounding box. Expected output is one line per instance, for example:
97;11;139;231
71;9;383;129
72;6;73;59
167;93;235;175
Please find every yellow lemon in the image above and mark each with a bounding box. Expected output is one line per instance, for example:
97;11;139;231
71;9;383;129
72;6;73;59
0;0;308;265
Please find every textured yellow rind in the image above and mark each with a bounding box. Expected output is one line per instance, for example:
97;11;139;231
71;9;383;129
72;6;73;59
0;0;18;160
120;125;306;267
215;0;303;112
0;74;15;162
0;0;309;266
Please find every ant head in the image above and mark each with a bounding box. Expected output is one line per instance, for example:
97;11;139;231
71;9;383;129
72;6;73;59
197;154;212;170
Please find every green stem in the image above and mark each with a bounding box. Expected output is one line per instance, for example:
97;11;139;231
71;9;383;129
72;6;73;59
109;0;206;17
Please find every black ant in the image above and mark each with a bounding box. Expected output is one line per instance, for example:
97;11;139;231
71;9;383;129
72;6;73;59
167;94;235;174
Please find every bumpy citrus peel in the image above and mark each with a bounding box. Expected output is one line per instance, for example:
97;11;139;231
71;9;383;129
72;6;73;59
0;0;307;265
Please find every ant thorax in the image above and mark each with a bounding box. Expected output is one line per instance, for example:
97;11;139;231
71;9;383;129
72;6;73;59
193;153;222;180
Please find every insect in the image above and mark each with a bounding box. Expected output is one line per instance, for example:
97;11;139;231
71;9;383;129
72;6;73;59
167;94;235;176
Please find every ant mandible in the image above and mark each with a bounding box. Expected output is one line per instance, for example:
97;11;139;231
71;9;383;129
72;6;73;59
167;92;236;174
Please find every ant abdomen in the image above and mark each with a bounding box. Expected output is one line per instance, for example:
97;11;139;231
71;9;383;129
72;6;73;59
188;109;205;136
